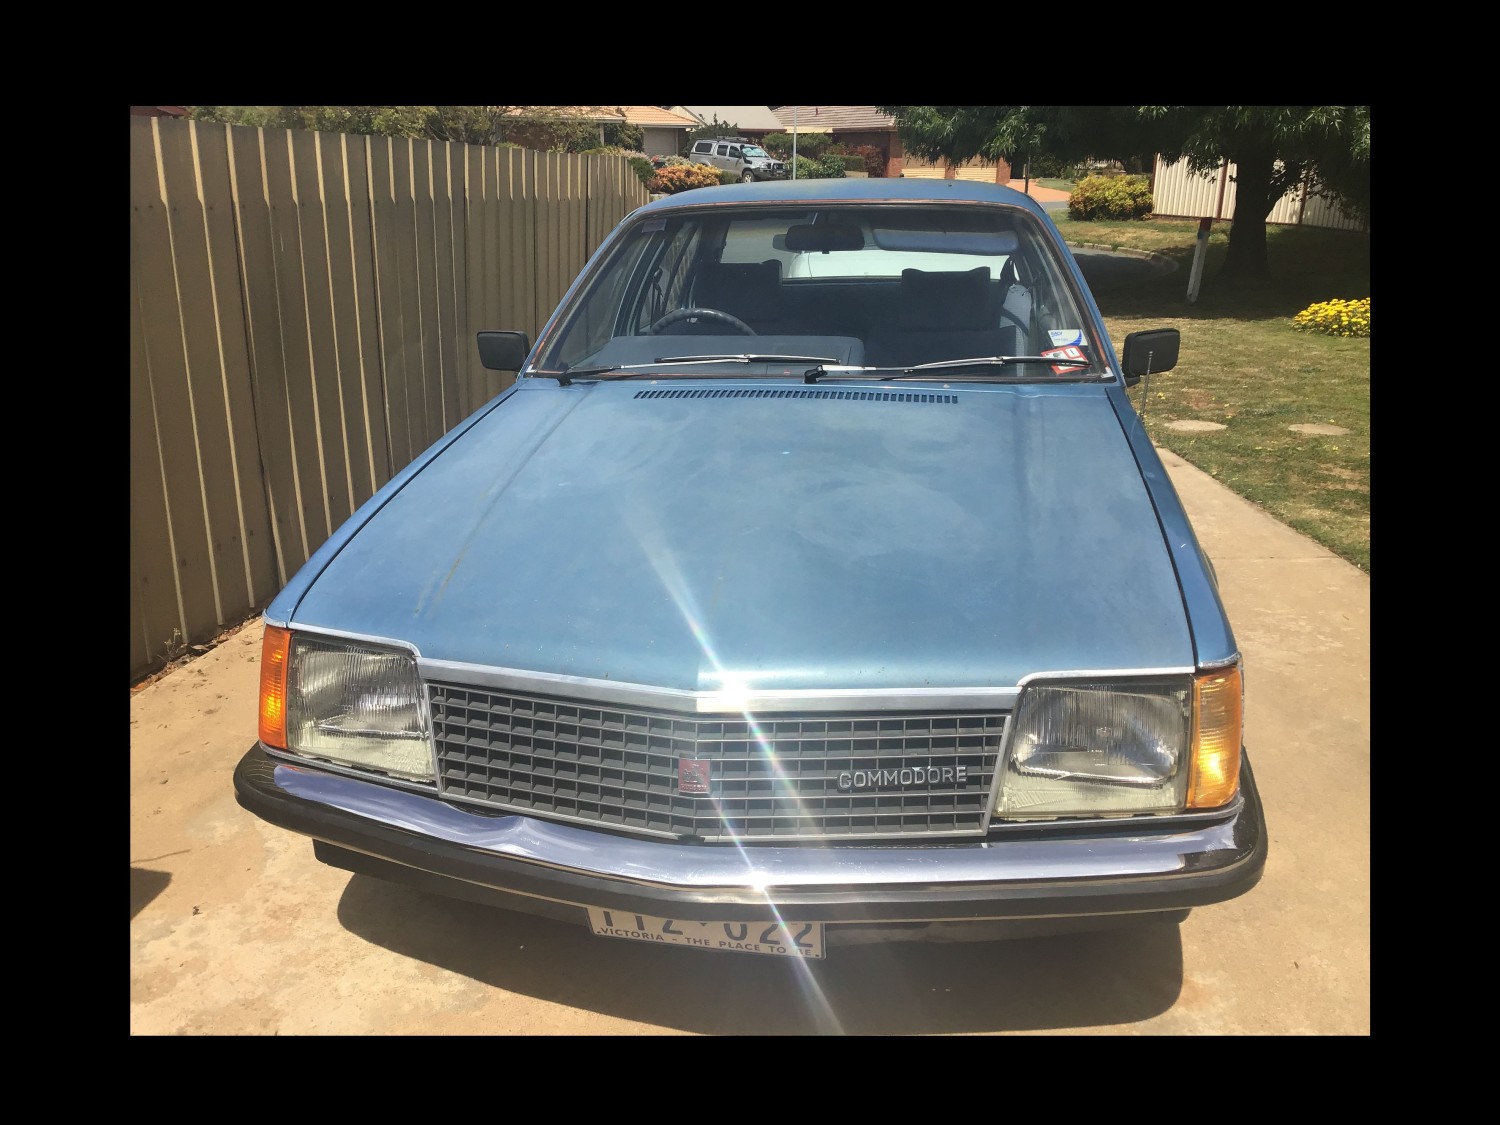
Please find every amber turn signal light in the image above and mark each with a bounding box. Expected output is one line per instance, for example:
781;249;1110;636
1187;663;1243;808
258;624;292;749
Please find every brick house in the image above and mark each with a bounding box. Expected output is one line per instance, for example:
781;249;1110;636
769;106;1013;182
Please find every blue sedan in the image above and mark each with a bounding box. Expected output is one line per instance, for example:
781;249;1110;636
235;179;1265;960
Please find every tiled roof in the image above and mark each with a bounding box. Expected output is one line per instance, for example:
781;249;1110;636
618;106;700;127
771;106;897;131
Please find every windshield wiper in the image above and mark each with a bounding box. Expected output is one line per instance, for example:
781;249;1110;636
545;355;841;384
550;354;1095;386
637;353;840;368
803;356;1096;384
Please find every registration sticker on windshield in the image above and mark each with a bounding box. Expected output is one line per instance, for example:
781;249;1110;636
1048;329;1084;347
1041;344;1088;375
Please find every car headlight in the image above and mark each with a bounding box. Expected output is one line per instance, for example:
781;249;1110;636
258;626;434;781
995;667;1242;818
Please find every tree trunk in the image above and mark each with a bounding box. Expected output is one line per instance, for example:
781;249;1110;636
1219;149;1277;283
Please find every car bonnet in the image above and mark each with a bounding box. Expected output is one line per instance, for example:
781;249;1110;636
288;380;1194;691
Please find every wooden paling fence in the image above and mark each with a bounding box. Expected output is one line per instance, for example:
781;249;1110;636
130;117;649;681
1150;155;1367;231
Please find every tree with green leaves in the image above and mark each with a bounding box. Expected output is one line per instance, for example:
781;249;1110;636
880;105;1370;284
601;120;645;152
684;115;741;146
1147;106;1369;279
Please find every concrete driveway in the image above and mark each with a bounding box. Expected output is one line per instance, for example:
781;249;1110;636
130;451;1369;1035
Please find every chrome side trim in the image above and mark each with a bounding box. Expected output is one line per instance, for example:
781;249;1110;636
1015;666;1194;686
1197;653;1242;671
981;705;1019;832
263;746;439;793
285;623;424;657
280;631;1197;713
433;783;997;843
417;658;1021;713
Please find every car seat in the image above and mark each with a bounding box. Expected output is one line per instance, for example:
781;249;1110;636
866;266;1023;367
665;259;790;335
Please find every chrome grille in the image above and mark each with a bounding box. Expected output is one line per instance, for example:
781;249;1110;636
428;683;1005;842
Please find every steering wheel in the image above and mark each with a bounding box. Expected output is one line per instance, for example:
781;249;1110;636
648;307;756;336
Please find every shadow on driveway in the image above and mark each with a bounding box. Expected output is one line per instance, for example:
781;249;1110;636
131;867;172;920
335;873;1184;1034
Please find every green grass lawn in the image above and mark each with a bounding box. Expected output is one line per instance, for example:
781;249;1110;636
1051;215;1371;572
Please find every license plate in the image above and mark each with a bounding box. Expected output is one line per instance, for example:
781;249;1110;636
586;908;825;959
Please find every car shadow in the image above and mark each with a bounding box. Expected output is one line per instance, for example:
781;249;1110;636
335;874;1183;1033
131;866;172;920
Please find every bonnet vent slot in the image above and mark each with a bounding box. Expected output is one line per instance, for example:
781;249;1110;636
633;388;957;404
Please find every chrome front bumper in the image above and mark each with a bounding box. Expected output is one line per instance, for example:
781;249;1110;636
234;743;1266;936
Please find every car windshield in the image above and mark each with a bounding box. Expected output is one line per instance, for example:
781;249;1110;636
741;146;769;158
528;202;1103;379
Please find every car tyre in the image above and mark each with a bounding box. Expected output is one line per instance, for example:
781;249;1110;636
740;170;755;184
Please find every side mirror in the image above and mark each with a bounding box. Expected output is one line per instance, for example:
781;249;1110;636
1121;328;1179;387
476;330;531;372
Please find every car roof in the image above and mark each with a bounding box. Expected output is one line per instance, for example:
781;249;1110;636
635;177;1048;216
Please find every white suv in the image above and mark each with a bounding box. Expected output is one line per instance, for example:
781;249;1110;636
687;138;788;182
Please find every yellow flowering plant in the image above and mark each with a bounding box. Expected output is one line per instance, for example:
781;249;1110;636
1293;297;1371;338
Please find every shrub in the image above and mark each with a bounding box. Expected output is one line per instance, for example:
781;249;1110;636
1067;174;1153;221
801;134;833;161
719;169;738;185
577;146;656;188
851;144;886;176
784;154;852;180
579;146;651;161
814;154;848;178
1293;297;1371;338
627;157;655;187
649;162;723;194
788;154;829;179
663;154;691;167
764;130;831;161
601;121;645;152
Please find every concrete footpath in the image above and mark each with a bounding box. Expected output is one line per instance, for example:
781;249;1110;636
129;451;1370;1035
